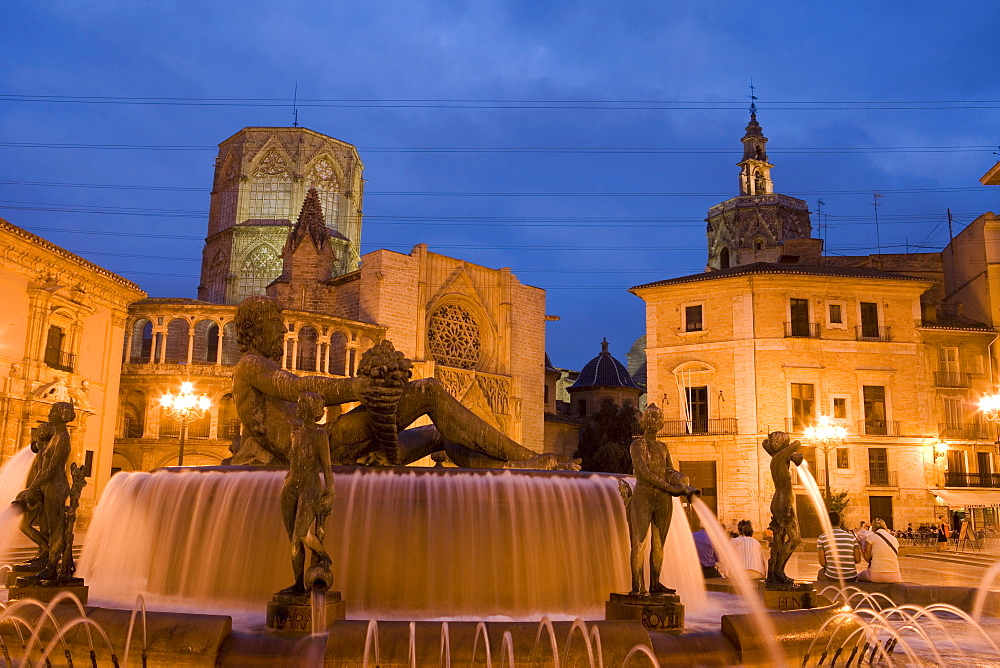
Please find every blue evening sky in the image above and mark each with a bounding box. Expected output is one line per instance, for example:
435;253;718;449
2;2;999;370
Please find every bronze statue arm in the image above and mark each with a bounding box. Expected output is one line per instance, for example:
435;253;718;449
25;437;69;495
630;440;689;495
246;358;366;407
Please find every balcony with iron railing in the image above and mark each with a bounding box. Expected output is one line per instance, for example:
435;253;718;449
658;418;739;437
857;419;899;437
866;470;898;487
783;322;821;339
44;349;76;373
944;472;1000;488
934;371;971;388
856;325;891;342
938;422;990;440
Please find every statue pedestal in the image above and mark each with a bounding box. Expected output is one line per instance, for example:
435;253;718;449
9;577;88;605
266;590;347;632
759;581;814;610
605;592;684;633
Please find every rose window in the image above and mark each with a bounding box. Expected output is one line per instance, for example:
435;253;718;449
427;304;481;369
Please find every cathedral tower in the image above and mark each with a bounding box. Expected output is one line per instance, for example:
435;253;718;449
197;127;364;304
705;111;813;270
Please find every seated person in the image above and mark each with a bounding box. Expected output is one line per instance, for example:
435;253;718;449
730;520;767;580
858;518;901;583
692;524;724;579
817;511;861;582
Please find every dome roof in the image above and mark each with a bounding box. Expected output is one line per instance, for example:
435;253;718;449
569;339;642;391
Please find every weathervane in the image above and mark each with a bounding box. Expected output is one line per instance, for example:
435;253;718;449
292;81;299;128
748;79;758;115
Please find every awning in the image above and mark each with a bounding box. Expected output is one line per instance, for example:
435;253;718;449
930;489;1000;507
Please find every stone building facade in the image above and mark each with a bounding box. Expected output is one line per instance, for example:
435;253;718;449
116;126;547;469
630;113;1000;533
0;218;145;515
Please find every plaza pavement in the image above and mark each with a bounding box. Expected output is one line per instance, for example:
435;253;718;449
783;546;999;589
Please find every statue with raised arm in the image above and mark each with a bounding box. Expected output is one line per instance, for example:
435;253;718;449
231;295;577;470
13;402;83;583
15;422;54;570
279;392;335;595
621;404;699;596
763;431;804;584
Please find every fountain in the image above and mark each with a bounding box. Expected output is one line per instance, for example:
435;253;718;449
1;299;998;665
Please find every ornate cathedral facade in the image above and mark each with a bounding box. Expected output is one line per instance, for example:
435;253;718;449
113;127;546;473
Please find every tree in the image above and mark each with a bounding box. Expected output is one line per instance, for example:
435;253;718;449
574;399;640;474
827;490;850;515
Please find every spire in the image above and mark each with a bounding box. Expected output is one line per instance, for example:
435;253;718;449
737;103;772;196
289;187;329;252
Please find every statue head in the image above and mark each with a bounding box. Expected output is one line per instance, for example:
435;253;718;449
639;403;664;434
48;401;76;426
762;430;798;456
31;422;54;453
296;392;324;422
235;296;286;361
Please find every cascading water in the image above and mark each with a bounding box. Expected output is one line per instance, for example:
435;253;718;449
78;466;706;620
0;447;39;561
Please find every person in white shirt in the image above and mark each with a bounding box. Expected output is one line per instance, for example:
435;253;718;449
858;517;901;583
730;520;768;580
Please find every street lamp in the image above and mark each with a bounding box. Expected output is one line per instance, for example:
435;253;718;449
159;381;211;466
980;393;1000;446
932;439;948;463
805;415;847;506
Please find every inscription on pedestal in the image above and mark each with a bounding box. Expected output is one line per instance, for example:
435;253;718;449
760;581;814;610
605;592;685;633
8;583;89;605
266;591;347;632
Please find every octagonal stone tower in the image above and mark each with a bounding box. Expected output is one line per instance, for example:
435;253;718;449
198;127;364;304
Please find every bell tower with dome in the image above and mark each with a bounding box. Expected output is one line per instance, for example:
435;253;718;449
705;107;815;270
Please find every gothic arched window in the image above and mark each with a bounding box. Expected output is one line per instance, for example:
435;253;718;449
719;248;731;269
427;303;482;370
221;322;240;366
246;149;292;220
122;390;146;438
130;318;153;363
193;320;219;363
328;331;348;376
237;245;282;300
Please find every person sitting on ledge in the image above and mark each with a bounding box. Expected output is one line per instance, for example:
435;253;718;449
857;517;901;583
816;511;861;582
692;523;724;579
231;295;576;470
730;520;767;580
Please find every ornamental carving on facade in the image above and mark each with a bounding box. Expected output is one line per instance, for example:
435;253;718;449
253;149;291;178
427;303;481;370
476;375;510;415
434;367;475;400
306;158;339;188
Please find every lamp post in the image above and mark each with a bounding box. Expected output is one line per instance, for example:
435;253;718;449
805;415;847;506
980;393;1000;446
159;381;211;466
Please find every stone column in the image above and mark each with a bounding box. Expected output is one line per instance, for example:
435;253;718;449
186;327;195;364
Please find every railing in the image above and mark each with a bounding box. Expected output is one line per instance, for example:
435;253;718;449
934;371;971;388
867;470;898;487
658;418;739;436
945;472;1000;488
938;422;990;440
857;419;899;436
44;349;76;372
856;325;892;342
220;419;241;439
783;322;821;338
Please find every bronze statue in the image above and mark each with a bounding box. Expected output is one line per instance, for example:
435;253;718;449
231;295;576;470
622;404;699;596
763;431;803;584
13;402;85;582
17;421;54;569
279;392;335;595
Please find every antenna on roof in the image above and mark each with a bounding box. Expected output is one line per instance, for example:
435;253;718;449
816;199;826;252
292;81;300;127
873;192;884;257
748;79;758;115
